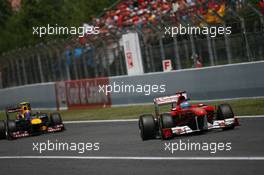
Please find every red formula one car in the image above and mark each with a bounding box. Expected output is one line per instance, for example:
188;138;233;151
138;91;239;140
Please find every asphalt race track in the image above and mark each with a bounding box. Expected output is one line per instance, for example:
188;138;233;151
0;117;264;175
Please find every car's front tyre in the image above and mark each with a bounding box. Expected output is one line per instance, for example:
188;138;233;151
50;113;63;126
217;104;235;130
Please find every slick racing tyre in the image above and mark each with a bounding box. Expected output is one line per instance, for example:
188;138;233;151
0;120;6;139
50;113;62;126
160;113;174;140
217;104;234;120
7;120;16;132
139;114;156;140
6;120;17;139
217;104;235;130
160;113;174;129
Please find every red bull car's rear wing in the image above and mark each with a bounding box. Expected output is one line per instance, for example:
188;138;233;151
5;107;21;113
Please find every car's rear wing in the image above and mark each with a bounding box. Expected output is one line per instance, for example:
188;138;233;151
154;92;187;106
5;107;21;113
153;91;187;117
5;107;21;120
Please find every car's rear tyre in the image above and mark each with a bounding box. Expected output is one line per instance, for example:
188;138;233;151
6;120;17;139
139;114;156;140
7;120;16;132
0;120;6;139
160;113;174;129
160;113;174;140
50;113;62;126
217;104;235;130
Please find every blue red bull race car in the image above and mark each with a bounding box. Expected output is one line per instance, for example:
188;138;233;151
0;102;64;140
139;91;239;140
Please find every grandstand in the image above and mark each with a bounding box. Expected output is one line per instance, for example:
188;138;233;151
0;0;263;88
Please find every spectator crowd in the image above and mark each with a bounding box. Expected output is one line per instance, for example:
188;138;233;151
87;0;263;38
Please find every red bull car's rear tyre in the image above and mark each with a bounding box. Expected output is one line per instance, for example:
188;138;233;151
139;114;156;140
6;120;16;139
7;120;16;132
0;120;6;139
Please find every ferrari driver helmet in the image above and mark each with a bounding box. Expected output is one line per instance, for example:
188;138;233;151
180;101;190;109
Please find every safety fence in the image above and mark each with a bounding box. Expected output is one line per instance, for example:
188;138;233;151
0;0;263;88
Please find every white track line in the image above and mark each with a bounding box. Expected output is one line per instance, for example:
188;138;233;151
0;156;263;160
64;115;264;124
237;115;264;118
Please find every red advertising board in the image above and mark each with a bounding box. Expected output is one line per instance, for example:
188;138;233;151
55;77;111;110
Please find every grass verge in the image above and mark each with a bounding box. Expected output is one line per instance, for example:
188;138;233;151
0;98;263;121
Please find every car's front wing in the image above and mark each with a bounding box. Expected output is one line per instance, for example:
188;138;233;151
161;118;239;139
9;124;64;139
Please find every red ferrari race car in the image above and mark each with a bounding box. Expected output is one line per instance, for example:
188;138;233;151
0;102;64;140
138;91;239;140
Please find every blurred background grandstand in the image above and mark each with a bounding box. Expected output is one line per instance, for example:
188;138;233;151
0;0;263;88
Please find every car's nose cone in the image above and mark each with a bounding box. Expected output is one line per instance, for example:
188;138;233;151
191;108;207;116
31;118;42;125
